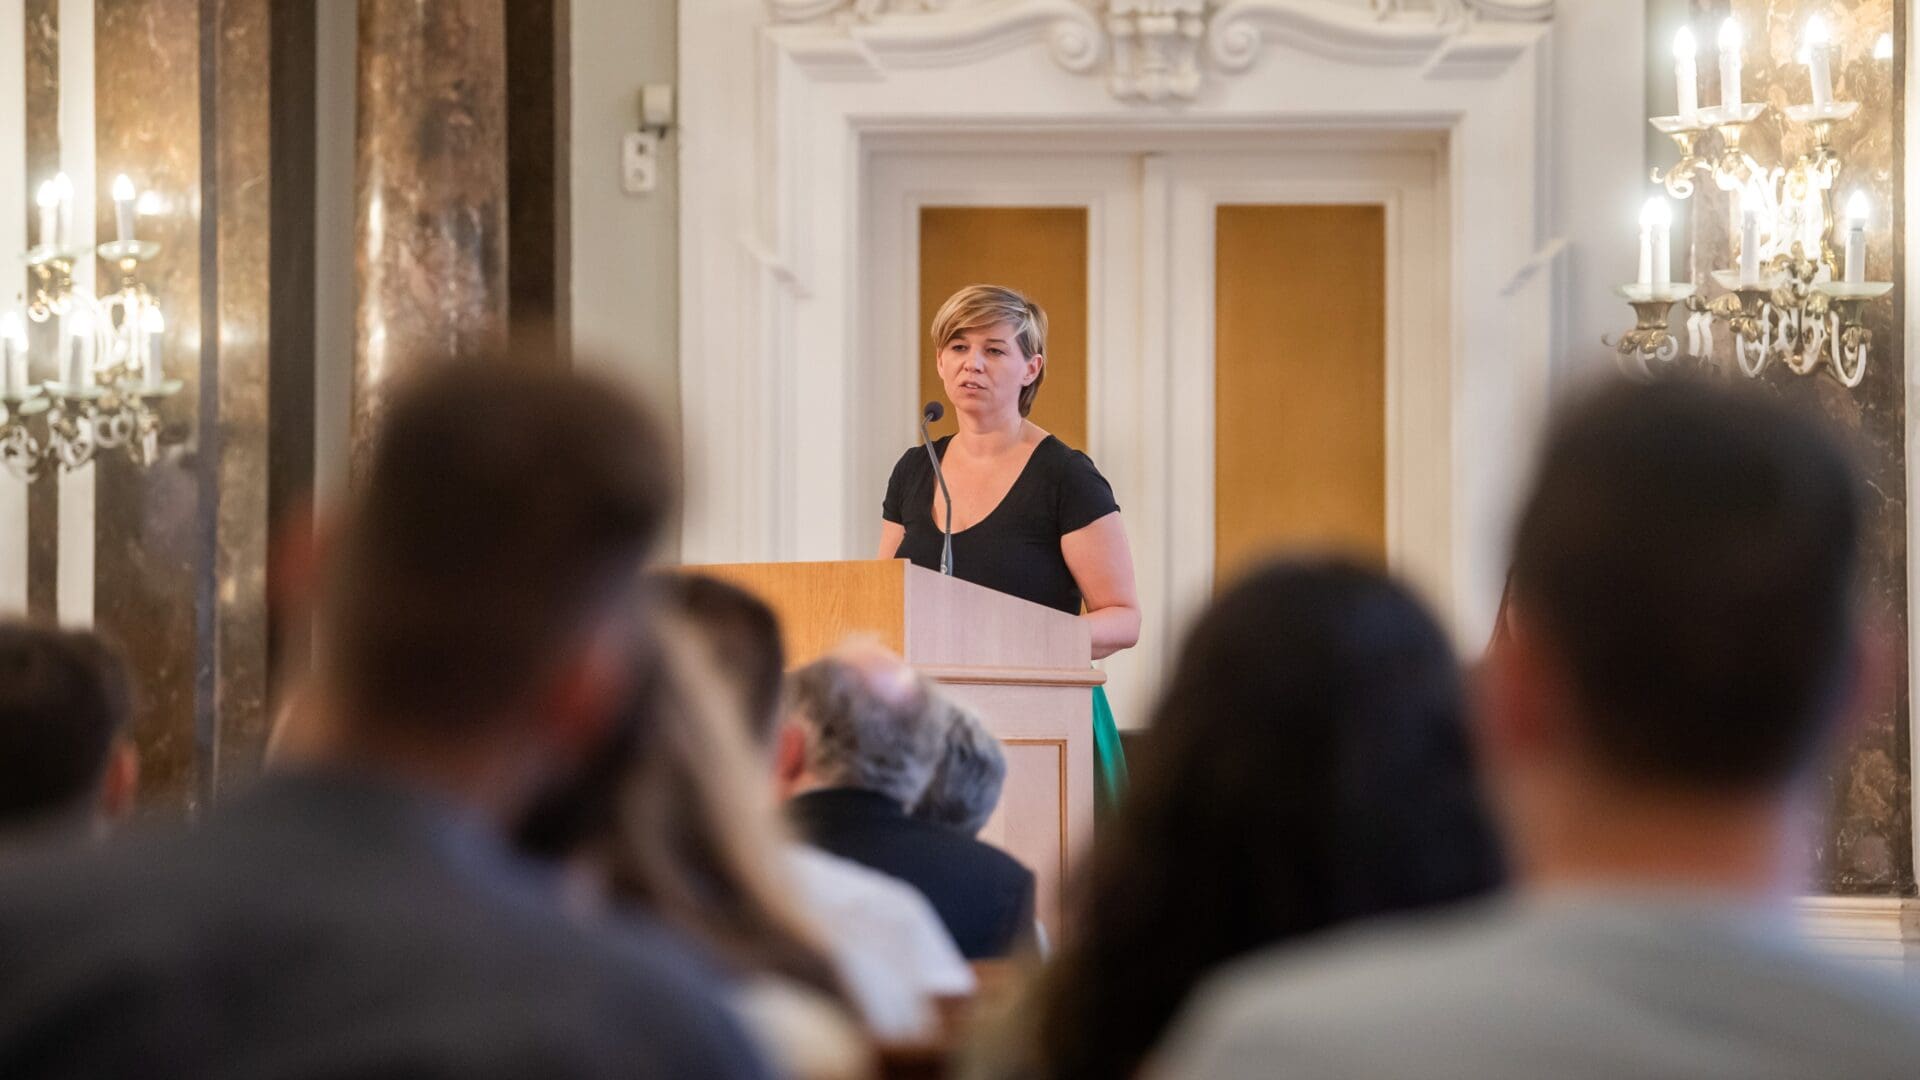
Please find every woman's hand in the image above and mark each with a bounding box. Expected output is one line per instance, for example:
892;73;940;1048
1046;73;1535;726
1062;512;1141;660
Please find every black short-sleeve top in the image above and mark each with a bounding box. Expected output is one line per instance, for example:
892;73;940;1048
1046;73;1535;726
882;435;1120;615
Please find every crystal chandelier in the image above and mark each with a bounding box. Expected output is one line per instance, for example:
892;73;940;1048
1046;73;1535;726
1;172;178;481
1610;15;1892;388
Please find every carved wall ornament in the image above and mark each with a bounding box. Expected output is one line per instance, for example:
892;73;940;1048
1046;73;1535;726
766;0;1555;101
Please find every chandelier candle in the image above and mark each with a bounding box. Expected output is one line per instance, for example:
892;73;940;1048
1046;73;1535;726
1843;193;1867;284
112;175;137;246
1739;207;1761;284
141;307;165;392
1718;19;1743;108
35;180;59;251
1803;17;1832;110
0;314;21;399
53;173;72;253
63;312;87;390
1639;198;1672;288
1674;27;1699;121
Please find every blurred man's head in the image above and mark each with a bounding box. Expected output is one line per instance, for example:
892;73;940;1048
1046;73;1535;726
779;643;942;807
654;573;786;748
0;622;139;837
1489;377;1866;884
315;361;675;813
912;698;1004;836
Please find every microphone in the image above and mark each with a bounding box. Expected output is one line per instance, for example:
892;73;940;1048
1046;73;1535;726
918;401;954;576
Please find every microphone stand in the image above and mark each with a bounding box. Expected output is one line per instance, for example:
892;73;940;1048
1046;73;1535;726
919;405;954;576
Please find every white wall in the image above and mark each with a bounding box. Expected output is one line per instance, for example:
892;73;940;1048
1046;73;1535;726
0;0;28;612
1552;0;1651;384
570;0;681;452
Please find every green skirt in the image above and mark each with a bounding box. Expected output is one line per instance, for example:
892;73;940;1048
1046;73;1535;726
1092;684;1129;817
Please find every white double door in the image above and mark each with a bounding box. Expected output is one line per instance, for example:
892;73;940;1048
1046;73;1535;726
861;140;1448;722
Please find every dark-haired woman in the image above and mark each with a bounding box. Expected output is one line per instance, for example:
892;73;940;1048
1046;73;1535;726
966;559;1506;1080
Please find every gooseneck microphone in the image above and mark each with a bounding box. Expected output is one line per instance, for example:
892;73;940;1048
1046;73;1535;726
919;401;955;576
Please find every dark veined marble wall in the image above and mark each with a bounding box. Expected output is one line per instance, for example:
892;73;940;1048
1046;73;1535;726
1684;0;1910;894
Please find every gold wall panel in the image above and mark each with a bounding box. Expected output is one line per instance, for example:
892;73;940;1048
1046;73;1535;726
1689;0;1907;893
1213;204;1387;587
918;207;1089;452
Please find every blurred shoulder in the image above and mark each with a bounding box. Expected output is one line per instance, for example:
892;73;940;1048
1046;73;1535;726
1156;900;1516;1074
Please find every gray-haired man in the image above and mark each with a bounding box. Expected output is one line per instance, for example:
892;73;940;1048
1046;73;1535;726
912;699;1007;837
778;643;1035;960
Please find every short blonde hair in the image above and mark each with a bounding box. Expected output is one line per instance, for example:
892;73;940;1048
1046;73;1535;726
931;284;1049;418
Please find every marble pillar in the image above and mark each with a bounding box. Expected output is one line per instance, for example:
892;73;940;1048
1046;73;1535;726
90;0;287;812
93;0;210;813
22;0;58;618
208;0;274;791
505;0;569;363
352;0;509;474
1688;0;1910;894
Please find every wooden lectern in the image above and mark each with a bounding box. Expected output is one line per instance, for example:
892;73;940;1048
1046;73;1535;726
694;559;1099;936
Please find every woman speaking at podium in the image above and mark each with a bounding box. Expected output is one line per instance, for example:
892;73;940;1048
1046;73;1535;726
877;284;1140;810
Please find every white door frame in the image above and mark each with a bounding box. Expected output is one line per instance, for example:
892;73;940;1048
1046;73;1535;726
680;0;1561;646
863;142;1444;720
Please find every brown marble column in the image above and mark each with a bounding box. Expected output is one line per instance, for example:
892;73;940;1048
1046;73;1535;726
22;0;59;619
1689;0;1910;894
352;0;510;473
93;0;211;814
91;0;295;812
208;0;275;792
506;0;570;363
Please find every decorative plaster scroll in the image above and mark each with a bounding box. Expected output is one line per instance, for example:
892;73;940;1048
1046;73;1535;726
778;1;1106;77
1369;0;1553;21
1107;1;1208;102
771;0;1553;98
769;0;950;22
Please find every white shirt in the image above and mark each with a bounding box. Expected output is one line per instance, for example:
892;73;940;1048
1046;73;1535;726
787;844;975;1041
1158;889;1920;1080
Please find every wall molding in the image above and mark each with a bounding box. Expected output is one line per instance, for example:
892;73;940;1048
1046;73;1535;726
1798;895;1920;974
769;0;1555;100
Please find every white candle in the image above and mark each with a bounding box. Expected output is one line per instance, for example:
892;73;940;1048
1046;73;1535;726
64;309;89;390
112;174;138;246
141;306;166;391
1843;192;1868;284
1639;198;1672;288
1804;17;1833;109
1718;18;1743;109
2;316;24;398
35;180;59;251
0;315;18;399
1876;34;1894;61
52;172;73;252
1673;27;1700;120
1739;206;1761;285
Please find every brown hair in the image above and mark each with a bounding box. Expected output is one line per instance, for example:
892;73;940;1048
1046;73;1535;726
324;358;676;733
590;622;845;1002
931;284;1049;417
0;622;133;824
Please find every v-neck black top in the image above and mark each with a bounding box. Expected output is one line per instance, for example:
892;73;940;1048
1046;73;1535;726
882;434;1119;615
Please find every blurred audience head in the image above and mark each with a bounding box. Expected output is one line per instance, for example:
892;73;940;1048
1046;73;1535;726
1495;377;1865;833
1031;559;1503;1080
581;622;844;1001
780;643;941;807
912;698;1005;836
313;360;675;812
0;622;139;838
654;573;787;747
